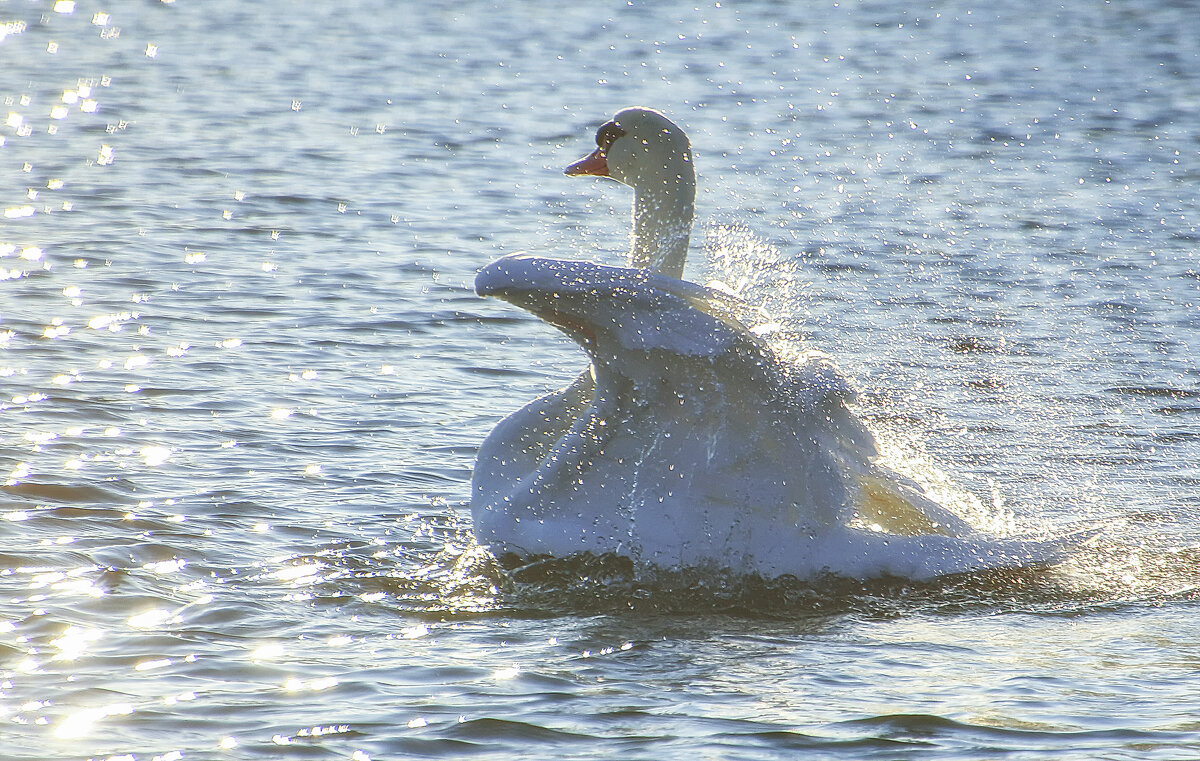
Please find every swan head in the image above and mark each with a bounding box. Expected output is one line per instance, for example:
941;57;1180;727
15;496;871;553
564;107;696;278
564;107;694;196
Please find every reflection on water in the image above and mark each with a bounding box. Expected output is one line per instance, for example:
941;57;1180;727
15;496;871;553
2;0;1199;758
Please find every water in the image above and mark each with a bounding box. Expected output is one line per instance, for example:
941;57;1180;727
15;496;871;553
2;0;1199;758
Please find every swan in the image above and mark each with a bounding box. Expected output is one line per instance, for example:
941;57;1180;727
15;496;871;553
470;107;1081;580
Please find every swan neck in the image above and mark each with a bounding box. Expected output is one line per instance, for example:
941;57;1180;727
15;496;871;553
631;182;694;280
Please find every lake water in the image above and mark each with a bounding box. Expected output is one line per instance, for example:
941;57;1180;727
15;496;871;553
2;1;1199;758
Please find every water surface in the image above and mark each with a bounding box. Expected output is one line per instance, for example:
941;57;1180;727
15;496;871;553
2;1;1199;759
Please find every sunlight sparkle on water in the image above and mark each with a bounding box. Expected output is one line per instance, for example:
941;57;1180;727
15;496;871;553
144;559;186;575
274;563;322;582
48;624;103;662
54;703;135;740
400;624;429;639
128;609;172;630
25;430;57;445
0;20;28;42
251;642;286;661
283;677;340;693
140;446;172;466
88;311;138;330
135;658;173;672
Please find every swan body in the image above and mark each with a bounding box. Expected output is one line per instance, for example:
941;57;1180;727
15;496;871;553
470;108;1081;580
471;254;1075;579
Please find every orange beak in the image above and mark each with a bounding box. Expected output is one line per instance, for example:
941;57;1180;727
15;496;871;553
564;147;609;177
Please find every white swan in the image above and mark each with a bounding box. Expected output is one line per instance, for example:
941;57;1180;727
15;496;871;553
471;107;1080;580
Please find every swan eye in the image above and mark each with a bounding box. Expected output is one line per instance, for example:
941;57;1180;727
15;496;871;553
595;122;626;151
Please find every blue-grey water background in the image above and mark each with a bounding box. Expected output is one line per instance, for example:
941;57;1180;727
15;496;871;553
2;1;1199;759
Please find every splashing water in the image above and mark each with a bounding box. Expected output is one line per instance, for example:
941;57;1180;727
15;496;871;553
701;224;1026;539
